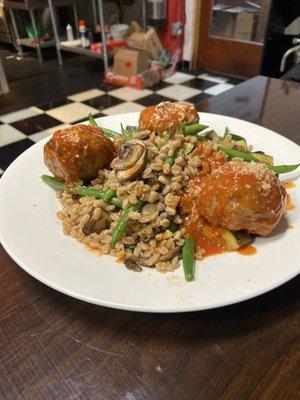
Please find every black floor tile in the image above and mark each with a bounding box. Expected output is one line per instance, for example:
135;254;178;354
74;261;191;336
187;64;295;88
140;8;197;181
84;94;123;111
185;92;213;104
98;82;118;92
227;77;245;85
135;93;174;107
38;98;73;111
151;81;173;91
11;114;62;135
181;78;217;90
0;139;34;170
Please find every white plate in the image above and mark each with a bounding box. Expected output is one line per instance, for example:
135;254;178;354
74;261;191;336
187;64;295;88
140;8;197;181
0;113;299;313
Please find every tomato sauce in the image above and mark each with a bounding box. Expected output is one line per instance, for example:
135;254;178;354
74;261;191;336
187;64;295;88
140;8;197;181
283;181;296;189
286;193;295;211
181;174;252;258
237;245;257;256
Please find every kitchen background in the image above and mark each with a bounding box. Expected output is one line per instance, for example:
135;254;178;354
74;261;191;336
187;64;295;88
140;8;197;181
0;0;299;176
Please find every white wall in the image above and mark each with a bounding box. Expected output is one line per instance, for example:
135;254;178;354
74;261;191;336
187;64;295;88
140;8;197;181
183;0;196;61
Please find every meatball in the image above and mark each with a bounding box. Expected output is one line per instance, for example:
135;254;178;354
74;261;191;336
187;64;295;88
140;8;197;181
183;160;286;236
44;124;115;183
139;101;199;134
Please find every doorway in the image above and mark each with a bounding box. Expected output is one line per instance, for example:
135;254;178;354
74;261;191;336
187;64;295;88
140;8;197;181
197;0;272;77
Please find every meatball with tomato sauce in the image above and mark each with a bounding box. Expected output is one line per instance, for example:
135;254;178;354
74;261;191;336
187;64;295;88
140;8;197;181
182;160;286;236
139;101;199;134
44;124;115;183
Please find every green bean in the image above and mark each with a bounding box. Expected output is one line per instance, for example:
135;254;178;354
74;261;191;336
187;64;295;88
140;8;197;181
101;127;121;139
182;237;195;282
111;201;144;247
221;148;300;174
183;123;209;135
88;113;98;127
41;175;122;208
102;188;117;203
165;156;176;166
221;147;258;162
271;164;300;174
88;113;121;139
223;126;246;142
126;125;139;133
120;123;134;139
109;197;123;208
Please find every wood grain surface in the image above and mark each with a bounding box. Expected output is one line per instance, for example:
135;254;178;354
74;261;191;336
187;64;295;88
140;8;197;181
1;76;300;400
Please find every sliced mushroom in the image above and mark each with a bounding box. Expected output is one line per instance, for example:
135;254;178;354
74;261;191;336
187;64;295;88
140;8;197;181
137;246;180;268
136;131;150;140
82;210;111;235
139;203;159;223
124;256;142;272
111;139;146;183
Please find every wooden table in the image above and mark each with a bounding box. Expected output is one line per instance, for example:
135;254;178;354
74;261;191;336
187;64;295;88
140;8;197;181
1;76;299;400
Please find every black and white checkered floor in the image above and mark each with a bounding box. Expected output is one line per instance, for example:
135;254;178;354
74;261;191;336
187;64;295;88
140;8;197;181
0;71;242;175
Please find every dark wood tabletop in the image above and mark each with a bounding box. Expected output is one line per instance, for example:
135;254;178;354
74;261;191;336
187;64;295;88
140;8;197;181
1;76;299;400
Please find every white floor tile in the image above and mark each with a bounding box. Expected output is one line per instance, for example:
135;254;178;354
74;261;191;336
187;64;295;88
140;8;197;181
29;124;71;143
46;103;98;124
102;101;145;116
108;87;153;101
197;73;228;83
164;72;195;84
67;89;105;102
204;83;234;96
156;85;201;101
0;106;44;124
0;124;27;147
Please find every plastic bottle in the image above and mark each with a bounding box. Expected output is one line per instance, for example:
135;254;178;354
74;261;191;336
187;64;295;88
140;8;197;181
79;20;87;47
66;24;74;41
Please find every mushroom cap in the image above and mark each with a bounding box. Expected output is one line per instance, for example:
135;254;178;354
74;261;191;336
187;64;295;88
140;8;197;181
111;139;147;183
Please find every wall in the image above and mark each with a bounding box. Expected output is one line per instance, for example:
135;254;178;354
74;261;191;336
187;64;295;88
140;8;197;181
183;0;196;61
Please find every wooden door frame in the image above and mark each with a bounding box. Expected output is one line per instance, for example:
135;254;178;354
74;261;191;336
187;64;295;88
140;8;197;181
197;0;264;77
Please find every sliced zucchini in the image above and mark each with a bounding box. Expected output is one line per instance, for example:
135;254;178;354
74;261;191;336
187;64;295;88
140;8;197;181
232;231;253;247
223;126;246;142
233;139;248;150
220;229;253;250
182;142;195;154
231;133;246;142
219;228;241;251
201;225;252;251
251;152;274;166
210;130;221;142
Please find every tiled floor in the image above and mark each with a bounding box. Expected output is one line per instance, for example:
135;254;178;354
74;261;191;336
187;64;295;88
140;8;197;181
0;71;241;176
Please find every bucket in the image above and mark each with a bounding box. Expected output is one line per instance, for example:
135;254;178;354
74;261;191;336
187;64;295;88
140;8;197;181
110;24;129;42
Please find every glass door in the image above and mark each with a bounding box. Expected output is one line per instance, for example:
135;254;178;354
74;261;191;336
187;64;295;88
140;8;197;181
197;0;272;77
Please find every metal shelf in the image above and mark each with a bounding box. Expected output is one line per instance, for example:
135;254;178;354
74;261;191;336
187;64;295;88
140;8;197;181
17;38;57;48
60;41;113;59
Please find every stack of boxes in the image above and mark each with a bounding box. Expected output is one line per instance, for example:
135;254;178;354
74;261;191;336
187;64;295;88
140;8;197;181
104;24;177;89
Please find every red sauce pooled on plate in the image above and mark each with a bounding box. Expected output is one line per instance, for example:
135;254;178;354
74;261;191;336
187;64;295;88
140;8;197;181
237;245;257;256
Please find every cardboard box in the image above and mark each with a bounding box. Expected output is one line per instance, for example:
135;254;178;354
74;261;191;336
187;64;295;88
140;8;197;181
127;27;163;59
113;48;149;77
234;11;254;41
105;63;174;90
105;48;179;90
